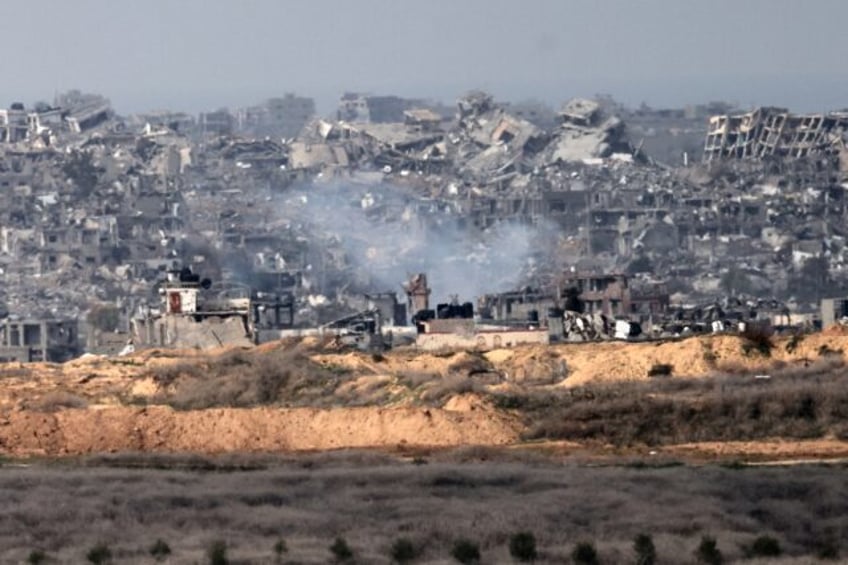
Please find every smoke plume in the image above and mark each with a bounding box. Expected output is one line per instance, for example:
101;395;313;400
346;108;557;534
274;181;553;303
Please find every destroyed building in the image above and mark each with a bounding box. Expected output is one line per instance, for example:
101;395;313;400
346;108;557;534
236;94;316;139
0;85;844;358
0;317;79;362
704;107;848;162
338;93;422;123
403;273;549;351
133;267;293;349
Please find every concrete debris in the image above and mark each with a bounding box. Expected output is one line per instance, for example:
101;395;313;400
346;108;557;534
704;107;848;161
0;87;842;358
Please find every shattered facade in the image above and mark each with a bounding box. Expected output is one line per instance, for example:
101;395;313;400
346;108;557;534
0;86;843;358
704;107;848;161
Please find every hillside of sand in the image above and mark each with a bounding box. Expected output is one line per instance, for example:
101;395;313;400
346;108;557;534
0;331;847;459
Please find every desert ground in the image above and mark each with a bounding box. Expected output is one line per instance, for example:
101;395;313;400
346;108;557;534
1;330;848;562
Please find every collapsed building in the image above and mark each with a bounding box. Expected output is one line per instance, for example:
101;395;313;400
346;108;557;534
404;274;550;350
0;86;844;359
704;107;848;162
0;317;79;362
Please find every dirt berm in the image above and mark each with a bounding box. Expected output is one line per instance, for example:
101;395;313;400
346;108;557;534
1;332;847;458
0;401;520;457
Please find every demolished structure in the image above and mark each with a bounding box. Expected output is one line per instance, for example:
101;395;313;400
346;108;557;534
704;107;848;162
404;273;550;350
0;86;843;359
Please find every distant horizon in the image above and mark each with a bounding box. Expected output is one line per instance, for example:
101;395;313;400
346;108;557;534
12;72;848;118
3;0;847;116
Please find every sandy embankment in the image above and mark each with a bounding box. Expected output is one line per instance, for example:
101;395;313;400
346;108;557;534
0;399;521;457
1;332;848;458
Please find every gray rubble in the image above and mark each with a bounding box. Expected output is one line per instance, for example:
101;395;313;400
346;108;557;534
0;88;845;358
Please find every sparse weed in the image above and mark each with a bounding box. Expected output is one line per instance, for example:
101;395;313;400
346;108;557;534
647;363;673;377
149;538;171;561
86;543;112;565
695;536;722;565
273;538;288;560
509;531;537;562
572;541;599;565
633;533;656;565
330;536;354;562
742;535;781;558
207;539;228;565
740;324;774;357
450;538;480;564
26;550;47;565
390;537;417;563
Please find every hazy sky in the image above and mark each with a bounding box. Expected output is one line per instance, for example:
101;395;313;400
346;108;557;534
5;0;848;114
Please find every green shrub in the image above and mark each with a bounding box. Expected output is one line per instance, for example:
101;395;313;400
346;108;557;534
695;536;722;565
273;538;288;559
509;531;537;562
647;364;673;377
207;540;228;565
741;324;774;357
450;538;481;564
330;537;354;562
743;535;781;558
815;538;840;560
149;539;171;561
572;541;599;565
785;333;803;353
86;543;112;564
26;550;47;565
390;537;417;563
633;533;656;565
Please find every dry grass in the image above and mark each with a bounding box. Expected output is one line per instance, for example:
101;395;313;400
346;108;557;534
0;365;32;379
145;347;363;409
24;391;89;412
0;456;844;563
498;355;848;446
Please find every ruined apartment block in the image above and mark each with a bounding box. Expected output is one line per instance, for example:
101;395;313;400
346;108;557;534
0;84;843;359
704;107;848;161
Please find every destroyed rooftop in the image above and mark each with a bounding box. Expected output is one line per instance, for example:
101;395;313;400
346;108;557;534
0;88;846;352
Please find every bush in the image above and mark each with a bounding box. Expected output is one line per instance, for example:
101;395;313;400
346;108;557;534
149;539;172;561
273;538;288;559
26;550;47;565
390;537;417;563
86;543;112;564
572;541;599;565
207;540;228;565
740;324;774;357
743;535;781;558
509;531;537;562
633;533;656;565
330;537;354;562
450;538;481;564
815;538;840;560
30;391;88;412
647;364;673;377
149;347;346;409
695;536;723;565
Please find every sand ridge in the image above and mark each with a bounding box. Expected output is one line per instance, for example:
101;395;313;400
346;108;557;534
1;332;847;458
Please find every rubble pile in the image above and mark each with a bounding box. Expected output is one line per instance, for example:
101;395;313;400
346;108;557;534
704;107;848;161
0;87;846;358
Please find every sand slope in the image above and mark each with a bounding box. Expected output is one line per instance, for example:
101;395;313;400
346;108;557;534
0;401;520;457
1;333;846;458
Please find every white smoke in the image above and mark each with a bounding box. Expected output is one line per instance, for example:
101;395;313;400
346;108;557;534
272;181;553;303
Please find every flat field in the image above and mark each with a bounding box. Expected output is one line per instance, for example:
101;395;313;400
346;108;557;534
0;453;844;564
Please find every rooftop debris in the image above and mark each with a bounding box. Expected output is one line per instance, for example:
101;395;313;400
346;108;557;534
0;88;844;357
